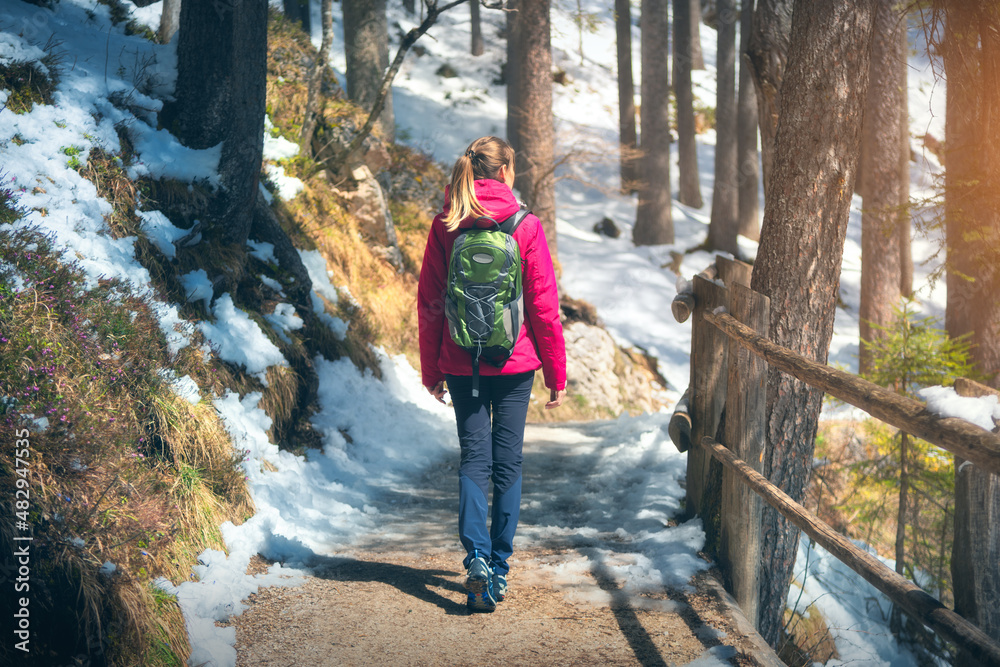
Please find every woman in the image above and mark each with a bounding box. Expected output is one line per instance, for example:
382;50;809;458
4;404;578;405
417;136;567;613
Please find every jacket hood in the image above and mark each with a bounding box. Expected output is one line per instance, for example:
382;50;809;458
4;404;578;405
441;179;521;228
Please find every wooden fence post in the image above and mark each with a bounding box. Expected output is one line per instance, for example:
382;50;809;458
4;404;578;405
716;255;753;288
686;275;729;517
719;282;769;631
952;378;1000;660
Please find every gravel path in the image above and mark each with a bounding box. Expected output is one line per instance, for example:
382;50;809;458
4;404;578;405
229;424;781;666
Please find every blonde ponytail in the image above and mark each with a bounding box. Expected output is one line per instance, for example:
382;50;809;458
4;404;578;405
443;136;515;232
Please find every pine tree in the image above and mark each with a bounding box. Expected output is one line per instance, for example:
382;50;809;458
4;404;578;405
861;300;975;641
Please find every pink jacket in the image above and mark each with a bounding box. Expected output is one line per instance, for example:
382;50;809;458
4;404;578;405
418;179;566;391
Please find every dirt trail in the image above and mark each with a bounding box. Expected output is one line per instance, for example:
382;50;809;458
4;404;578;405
229;424;781;666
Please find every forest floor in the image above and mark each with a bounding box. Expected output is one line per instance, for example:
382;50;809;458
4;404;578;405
227;425;782;667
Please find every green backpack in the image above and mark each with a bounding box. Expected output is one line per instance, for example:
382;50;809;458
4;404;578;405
445;210;530;397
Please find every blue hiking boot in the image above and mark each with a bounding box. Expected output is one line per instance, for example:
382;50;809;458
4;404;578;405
492;572;507;602
464;554;496;613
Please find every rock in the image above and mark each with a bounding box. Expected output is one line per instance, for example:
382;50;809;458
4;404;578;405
592;216;620;239
436;63;459;78
337;165;404;271
564;322;624;415
384;170;442;212
312;117;391;176
563;322;666;416
561;295;601;326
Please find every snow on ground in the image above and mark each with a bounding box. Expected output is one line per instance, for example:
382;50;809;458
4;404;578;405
0;0;956;665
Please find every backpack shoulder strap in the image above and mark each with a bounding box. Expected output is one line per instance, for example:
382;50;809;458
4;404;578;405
499;209;531;236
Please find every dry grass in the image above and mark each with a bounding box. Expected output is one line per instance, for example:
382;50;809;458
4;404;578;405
0;59;56;114
78;146;141;238
0;226;251;665
261;13;443;374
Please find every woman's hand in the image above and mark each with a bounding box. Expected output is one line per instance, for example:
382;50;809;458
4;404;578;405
427;381;447;404
546;388;565;409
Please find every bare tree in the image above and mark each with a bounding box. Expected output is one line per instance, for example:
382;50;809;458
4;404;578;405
471;0;484;56
737;0;760;240
897;24;912;298
746;0;792;195
673;0;703;207
935;1;1000;653
506;0;522;155
859;0;907;633
858;0;905;377
301;0;334;151
331;0;476;166
689;0;704;69
706;0;738;254
633;0;673;245
158;0;181;44
616;0;639;192
344;0;395;140
749;0;876;645
510;0;558;257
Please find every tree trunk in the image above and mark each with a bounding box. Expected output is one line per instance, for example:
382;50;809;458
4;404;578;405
161;0;268;253
283;0;312;35
746;0;792;197
858;0;904;377
506;0;522;155
633;0;673;246
897;22;913;298
689;0;704;69
158;0;181;44
162;0;235;149
942;3;1000;383
343;0;395;141
737;0;760;241
301;0;334;152
511;0;557;258
616;0;639;193
749;0;875;645
673;0;703;207
941;1;1000;653
706;0;738;254
218;1;268;249
471;0;484;56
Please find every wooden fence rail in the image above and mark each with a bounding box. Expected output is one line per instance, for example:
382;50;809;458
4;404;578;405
701;436;1000;666
703;309;1000;477
671;257;1000;665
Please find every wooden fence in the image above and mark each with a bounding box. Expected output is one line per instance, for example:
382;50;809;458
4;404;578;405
669;256;1000;666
